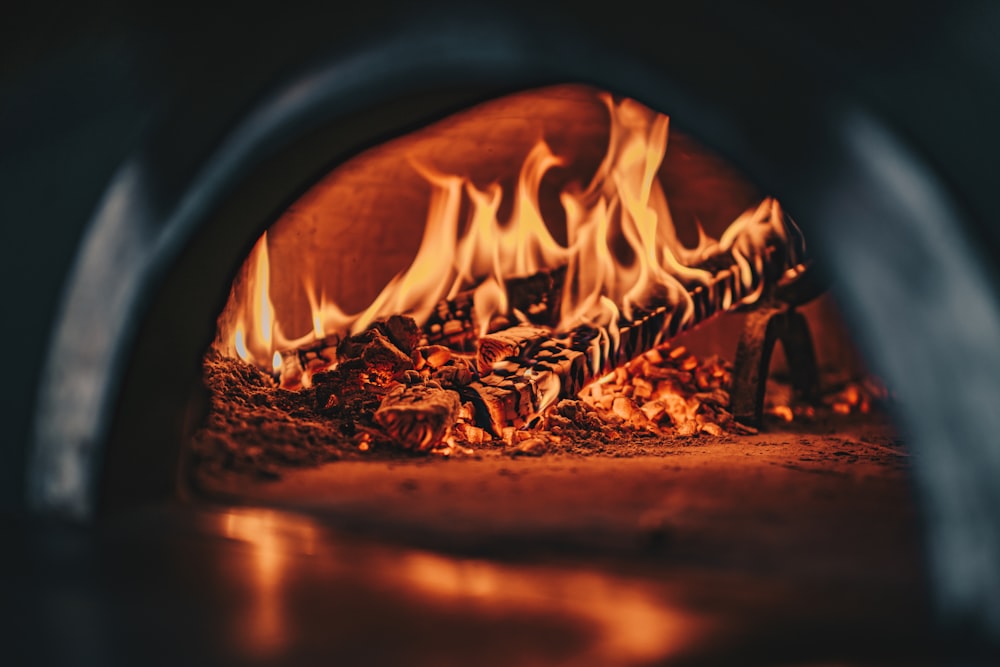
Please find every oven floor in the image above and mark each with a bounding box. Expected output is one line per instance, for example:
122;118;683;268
128;413;938;665
195;415;913;557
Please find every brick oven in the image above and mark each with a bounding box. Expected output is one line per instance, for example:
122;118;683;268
4;1;1000;664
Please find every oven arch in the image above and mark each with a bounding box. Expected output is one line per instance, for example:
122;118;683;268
25;7;1000;649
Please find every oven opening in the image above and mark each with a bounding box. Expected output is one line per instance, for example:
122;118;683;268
188;84;902;514
78;80;929;664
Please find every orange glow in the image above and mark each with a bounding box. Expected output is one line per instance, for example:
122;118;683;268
216;89;796;374
221;509;318;657
770;405;795;422
397;551;701;664
209;507;704;665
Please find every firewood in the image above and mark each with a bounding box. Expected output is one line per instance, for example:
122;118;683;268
505;265;567;327
453;421;488;445
428;356;475;387
314;327;414;414
272;334;340;381
421;267;567;349
299;235;796;437
374;314;422;356
461;243;793;433
463;334;590;433
374;382;461;451
277;351;304;389
476;325;549;375
461;376;538;434
422;292;477;351
417;345;452;368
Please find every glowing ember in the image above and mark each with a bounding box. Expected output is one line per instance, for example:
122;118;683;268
573;344;739;437
765;375;890;422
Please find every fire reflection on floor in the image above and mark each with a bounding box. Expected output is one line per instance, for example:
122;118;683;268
216;507;703;665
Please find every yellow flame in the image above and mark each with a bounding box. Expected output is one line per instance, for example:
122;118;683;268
218;90;795;372
473;276;507;337
235;325;249;362
226;233;278;366
352;161;464;333
302;276;325;340
253;232;274;350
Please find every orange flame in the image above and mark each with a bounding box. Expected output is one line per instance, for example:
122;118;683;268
225;232;277;366
217;91;796;371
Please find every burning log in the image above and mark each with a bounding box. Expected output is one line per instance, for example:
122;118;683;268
272;334;340;388
422;267;568;350
275;314;421;389
505;265;567;326
423;292;477;351
374;381;462;451
376;314;422;356
424;231;780;353
313;327;415;414
462;248;792;433
293;237;800;439
464;340;587;433
476;325;549;375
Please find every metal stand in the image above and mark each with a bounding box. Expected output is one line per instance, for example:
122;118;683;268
730;305;820;428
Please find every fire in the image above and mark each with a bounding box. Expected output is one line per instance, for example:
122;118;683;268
216;91;799;377
765;376;889;422
234;324;249;362
224;232;280;364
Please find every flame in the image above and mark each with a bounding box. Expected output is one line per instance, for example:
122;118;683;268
224;233;277;366
354;162;464;333
234;324;249;362
302;276;325;340
526;368;562;425
473;276;507;337
216;90;798;373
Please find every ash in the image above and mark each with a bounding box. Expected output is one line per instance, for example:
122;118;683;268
191;351;366;480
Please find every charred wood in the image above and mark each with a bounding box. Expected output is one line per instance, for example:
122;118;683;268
375;382;461;451
421;267;568;349
314;327;415;414
476;325;549;376
463;246;795;432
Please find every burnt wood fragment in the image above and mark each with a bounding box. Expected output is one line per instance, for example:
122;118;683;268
339;328;414;377
476;325;549;376
375;382;461;451
506;265;567;326
422;267;568;349
374;314;422;356
315;327;415;414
